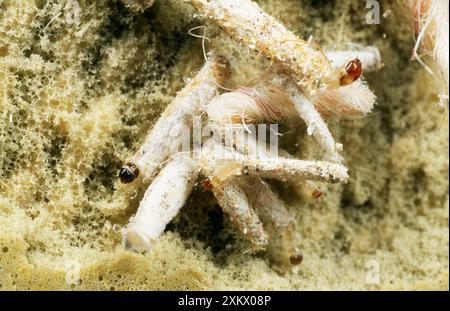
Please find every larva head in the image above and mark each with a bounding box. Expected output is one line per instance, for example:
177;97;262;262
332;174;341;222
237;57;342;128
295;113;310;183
340;58;362;86
208;52;231;85
119;163;139;184
200;178;214;192
312;188;323;199
289;253;303;266
314;55;376;118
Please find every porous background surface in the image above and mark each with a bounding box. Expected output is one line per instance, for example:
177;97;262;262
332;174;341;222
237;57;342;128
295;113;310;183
0;0;448;290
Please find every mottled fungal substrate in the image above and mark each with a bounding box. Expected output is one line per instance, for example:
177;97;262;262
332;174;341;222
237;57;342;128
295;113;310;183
122;0;155;12
126;52;229;181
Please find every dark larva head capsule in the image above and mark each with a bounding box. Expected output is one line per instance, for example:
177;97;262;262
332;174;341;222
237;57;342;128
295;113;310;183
312;188;323;199
119;163;139;184
289;247;303;265
340;58;363;86
289;253;303;265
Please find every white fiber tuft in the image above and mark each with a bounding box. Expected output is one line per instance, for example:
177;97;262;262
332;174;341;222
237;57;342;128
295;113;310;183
314;80;377;117
206;86;296;125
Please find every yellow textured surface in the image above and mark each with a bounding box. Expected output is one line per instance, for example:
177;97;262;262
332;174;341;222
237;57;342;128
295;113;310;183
0;0;448;290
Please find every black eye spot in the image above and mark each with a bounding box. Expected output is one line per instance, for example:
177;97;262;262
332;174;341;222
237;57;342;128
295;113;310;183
119;163;139;184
